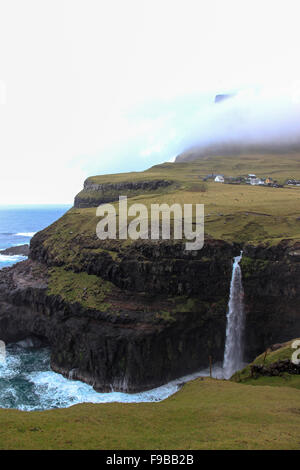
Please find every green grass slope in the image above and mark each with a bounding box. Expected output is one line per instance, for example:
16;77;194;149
30;152;300;306
1;378;300;450
47;152;300;258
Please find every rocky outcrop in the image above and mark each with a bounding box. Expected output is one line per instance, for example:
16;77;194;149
0;255;231;392
74;179;173;208
1;228;300;392
0;244;29;257
250;360;300;377
30;236;239;296
242;240;300;359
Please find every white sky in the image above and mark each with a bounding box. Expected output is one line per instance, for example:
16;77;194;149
1;0;300;204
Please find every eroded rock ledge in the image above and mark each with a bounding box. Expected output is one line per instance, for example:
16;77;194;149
74;179;174;208
1;237;300;392
0;239;237;393
0;244;29;257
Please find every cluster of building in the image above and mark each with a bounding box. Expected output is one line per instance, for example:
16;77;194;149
203;173;282;187
286;179;300;186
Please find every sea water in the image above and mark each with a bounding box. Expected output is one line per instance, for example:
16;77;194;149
0;343;216;411
0;205;71;268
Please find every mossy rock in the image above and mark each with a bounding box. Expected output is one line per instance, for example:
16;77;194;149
231;339;300;389
47;267;113;311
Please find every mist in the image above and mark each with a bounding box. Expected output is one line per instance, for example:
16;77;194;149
93;85;300;171
2;0;300;203
177;86;300;159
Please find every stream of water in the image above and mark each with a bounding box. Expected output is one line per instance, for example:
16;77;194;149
223;252;245;379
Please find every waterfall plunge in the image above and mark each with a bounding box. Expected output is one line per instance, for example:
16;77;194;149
223;252;245;379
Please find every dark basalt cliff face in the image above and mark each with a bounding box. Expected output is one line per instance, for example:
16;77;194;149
30;235;237;296
242;241;300;359
0;234;300;392
0;239;237;392
0;244;29;257
74;179;173;208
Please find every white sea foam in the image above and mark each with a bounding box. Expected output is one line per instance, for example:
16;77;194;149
15;232;36;237
23;370;191;410
24;365;230;411
0;344;228;411
0;254;27;262
0;355;21;379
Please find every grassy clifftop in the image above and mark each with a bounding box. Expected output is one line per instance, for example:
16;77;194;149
51;152;300;251
76;151;300;207
29;151;300;313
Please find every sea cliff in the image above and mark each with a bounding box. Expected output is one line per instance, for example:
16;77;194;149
1;153;300;392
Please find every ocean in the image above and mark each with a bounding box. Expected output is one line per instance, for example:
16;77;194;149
0;205;211;410
0;205;71;269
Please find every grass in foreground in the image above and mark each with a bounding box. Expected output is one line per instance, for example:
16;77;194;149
0;378;300;450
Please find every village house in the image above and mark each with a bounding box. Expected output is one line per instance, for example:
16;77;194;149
250;177;264;186
286;179;300;186
214;175;225;183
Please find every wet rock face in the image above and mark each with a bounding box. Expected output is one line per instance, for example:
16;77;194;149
84;242;236;297
2;238;300;393
0;238;237;393
49;307;226;393
29;234;300;369
242;241;300;360
30;236;240;297
0;259;228;393
26;237;240;392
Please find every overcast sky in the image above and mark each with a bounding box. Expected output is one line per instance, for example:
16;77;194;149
1;0;300;204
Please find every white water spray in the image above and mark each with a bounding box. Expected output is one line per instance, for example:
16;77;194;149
223;252;245;379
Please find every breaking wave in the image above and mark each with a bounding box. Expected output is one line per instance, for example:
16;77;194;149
15;232;36;237
0;345;220;411
0;254;27;262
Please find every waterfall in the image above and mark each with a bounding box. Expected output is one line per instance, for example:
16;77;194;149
223;252;245;379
